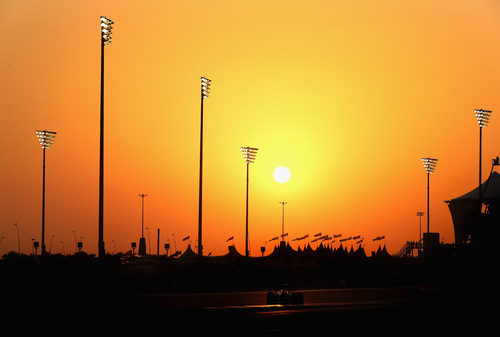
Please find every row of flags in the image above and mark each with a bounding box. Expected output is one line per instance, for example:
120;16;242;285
267;233;385;245
176;234;385;245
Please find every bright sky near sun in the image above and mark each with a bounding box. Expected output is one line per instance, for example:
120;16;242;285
1;0;500;256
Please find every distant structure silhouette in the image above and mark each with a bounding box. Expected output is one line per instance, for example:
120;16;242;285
446;164;500;246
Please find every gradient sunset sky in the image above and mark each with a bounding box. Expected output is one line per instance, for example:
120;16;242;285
1;0;499;256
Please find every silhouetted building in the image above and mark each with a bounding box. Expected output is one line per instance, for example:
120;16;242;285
423;232;440;260
445;171;500;245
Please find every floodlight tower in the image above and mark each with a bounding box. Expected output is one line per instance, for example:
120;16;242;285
241;146;258;257
98;16;114;259
421;158;438;233
474;109;492;213
36;130;56;255
279;201;288;243
198;76;211;257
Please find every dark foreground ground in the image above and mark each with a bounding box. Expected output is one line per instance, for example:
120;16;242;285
1;251;495;335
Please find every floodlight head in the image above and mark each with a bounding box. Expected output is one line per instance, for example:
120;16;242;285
35;130;56;149
475;108;492;128
241;146;259;164
421;157;438;174
100;16;114;45
201;76;211;99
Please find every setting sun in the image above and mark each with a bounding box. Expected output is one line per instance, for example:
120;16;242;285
273;166;291;184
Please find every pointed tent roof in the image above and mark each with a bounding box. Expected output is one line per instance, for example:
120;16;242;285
178;244;198;260
374;245;391;259
446;172;500;202
269;241;297;259
222;245;245;259
354;245;367;259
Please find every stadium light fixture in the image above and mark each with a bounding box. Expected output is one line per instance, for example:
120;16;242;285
98;16;114;258
241;146;259;257
421;157;438;233
35;130;56;255
198;76;212;257
474;108;492;214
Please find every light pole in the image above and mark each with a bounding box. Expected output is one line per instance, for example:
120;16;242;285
198;76;211;257
417;211;425;252
146;227;151;255
241;146;258;257
474;109;492;215
72;230;78;253
279;201;288;244
49;235;55;254
421;158;438;233
78;236;83;253
138;194;147;255
36;130;56;255
98;16;114;259
14;223;20;254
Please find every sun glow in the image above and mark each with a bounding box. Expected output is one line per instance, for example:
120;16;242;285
273;166;291;183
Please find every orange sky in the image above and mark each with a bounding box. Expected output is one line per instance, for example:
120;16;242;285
1;0;500;256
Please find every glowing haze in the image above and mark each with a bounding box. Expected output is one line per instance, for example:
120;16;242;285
1;0;499;256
